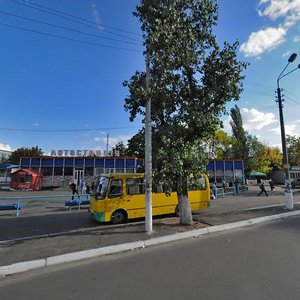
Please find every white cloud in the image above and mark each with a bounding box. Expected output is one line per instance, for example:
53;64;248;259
0;142;12;151
240;27;286;57
242;0;300;57
293;35;300;42
270;122;300;136
241;108;277;130
91;3;104;31
258;0;300;21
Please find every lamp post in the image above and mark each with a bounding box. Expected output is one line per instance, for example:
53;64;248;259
276;53;300;209
145;50;153;234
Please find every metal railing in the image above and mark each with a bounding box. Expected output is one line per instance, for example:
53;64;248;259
211;185;248;199
0;194;90;216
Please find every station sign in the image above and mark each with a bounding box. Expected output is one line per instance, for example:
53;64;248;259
50;149;120;157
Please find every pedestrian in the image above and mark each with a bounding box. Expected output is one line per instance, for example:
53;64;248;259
80;180;86;194
269;179;275;191
86;184;90;194
211;182;217;199
91;181;95;191
70;182;79;200
222;180;226;192
258;182;268;196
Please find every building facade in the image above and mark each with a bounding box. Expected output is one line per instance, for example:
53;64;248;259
206;159;245;185
20;156;244;189
20;156;142;189
0;149;12;163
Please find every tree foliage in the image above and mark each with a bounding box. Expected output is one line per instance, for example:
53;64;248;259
8;146;43;165
230;105;250;165
124;0;247;225
206;129;235;159
250;146;282;174
287;135;300;166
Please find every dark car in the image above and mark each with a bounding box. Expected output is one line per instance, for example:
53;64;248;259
291;178;300;188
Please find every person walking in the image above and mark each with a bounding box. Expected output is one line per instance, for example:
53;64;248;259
258;182;268;196
70;182;79;200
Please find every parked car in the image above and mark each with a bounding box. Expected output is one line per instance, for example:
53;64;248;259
291;178;300;188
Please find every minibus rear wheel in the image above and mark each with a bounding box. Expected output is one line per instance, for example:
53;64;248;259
111;210;127;224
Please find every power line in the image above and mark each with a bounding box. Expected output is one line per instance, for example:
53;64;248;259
243;89;273;97
284;96;300;108
9;0;142;43
0;22;143;53
0;10;143;46
245;80;274;92
11;0;140;37
0;125;141;132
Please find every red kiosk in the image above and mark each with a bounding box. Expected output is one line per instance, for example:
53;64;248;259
10;169;42;191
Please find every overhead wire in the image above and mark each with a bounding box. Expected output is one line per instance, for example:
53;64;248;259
10;0;140;37
0;22;143;53
0;125;142;132
8;0;143;43
0;10;143;46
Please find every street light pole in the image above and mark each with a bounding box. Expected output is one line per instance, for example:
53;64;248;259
145;50;153;234
276;53;299;209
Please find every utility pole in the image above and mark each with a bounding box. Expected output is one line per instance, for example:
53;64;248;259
276;87;289;180
276;53;299;209
145;50;153;234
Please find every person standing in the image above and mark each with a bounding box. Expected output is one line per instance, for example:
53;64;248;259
258;182;268;196
80;180;86;194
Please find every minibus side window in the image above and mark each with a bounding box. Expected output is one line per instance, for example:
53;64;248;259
188;177;207;191
126;178;145;195
108;179;123;198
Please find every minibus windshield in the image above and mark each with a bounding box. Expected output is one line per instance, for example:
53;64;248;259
93;176;109;200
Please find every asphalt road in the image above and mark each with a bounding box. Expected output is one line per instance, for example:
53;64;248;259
0;210;96;241
1;215;300;300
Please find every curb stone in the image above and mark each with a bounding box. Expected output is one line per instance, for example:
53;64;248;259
1;210;300;277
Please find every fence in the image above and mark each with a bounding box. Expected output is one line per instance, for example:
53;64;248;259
0;194;90;217
211;184;248;199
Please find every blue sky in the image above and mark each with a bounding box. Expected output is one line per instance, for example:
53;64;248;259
0;0;300;155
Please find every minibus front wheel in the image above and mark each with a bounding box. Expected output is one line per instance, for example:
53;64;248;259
111;209;128;224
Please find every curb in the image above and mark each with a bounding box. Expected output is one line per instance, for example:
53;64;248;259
1;210;300;277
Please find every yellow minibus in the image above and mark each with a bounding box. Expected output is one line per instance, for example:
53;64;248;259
89;173;210;224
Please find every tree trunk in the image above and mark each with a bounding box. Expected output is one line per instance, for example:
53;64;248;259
178;192;193;226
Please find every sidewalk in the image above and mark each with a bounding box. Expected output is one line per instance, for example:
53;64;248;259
1;186;300;276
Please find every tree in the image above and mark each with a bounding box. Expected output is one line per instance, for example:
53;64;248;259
8;146;43;165
124;0;247;225
206;129;235;159
125;129;145;158
250;146;282;174
286;135;300;166
112;141;127;156
230;105;250;166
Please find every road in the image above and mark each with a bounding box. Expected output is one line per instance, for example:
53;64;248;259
1;215;300;300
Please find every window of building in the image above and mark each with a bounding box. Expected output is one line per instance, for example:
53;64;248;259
85;167;94;176
54;167;63;176
41;167;53;176
64;167;73;176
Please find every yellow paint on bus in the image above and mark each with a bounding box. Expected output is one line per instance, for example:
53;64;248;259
89;173;210;224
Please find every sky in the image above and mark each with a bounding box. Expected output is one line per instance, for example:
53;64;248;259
0;0;300;155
